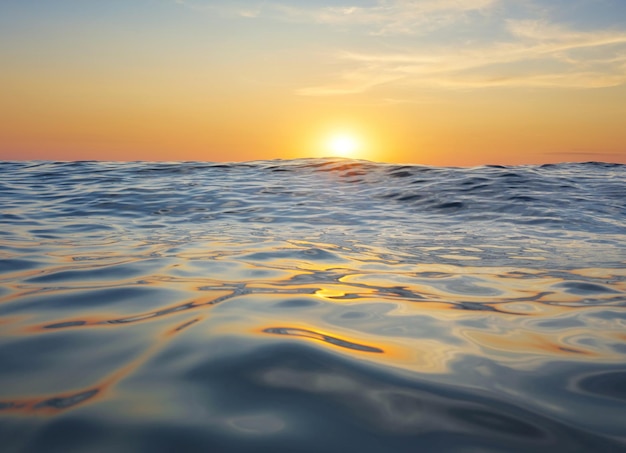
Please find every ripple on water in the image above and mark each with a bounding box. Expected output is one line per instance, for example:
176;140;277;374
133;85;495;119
0;160;625;452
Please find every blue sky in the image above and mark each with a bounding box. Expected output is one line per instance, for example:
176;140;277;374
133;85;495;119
174;0;626;94
1;0;625;163
3;0;626;96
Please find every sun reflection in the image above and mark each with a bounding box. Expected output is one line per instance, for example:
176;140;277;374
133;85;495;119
315;288;347;299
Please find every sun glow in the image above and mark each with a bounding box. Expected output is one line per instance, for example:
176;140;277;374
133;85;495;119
303;125;381;161
327;134;360;158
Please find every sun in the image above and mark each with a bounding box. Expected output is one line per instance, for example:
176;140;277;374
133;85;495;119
327;134;360;158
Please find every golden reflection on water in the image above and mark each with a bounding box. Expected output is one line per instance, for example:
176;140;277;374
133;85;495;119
315;288;348;299
261;327;385;353
466;330;594;358
1;254;625;415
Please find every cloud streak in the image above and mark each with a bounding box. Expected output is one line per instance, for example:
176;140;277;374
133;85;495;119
174;1;626;95
298;20;626;95
176;0;499;34
270;0;499;35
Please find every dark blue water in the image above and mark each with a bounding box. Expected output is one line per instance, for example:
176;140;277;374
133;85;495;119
1;159;625;452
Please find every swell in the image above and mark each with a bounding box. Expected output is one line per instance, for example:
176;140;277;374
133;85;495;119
2;159;623;231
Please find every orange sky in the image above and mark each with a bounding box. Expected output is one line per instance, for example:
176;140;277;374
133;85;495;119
1;1;625;165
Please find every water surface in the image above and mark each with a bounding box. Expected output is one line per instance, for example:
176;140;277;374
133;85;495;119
1;159;625;452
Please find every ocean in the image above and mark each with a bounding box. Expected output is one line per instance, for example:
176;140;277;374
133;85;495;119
0;159;625;452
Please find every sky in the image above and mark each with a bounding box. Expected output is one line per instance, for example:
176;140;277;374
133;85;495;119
1;0;625;165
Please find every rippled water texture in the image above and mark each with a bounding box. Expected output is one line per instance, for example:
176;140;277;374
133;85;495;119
1;159;625;452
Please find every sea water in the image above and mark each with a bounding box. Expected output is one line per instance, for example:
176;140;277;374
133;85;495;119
0;159;625;452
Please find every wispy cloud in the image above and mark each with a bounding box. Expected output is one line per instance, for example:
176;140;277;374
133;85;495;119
545;152;623;156
298;20;626;95
176;0;499;35
174;1;626;95
270;0;499;35
174;0;263;18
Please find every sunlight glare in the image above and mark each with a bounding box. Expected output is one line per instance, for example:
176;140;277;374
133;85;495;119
328;134;359;158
